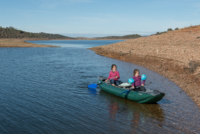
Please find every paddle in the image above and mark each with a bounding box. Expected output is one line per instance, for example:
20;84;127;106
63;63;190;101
117;82;152;96
88;84;98;89
88;77;116;89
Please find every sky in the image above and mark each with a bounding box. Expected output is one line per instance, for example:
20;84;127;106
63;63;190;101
0;0;200;37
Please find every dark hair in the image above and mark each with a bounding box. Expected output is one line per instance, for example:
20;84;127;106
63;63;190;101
111;64;117;70
133;69;139;76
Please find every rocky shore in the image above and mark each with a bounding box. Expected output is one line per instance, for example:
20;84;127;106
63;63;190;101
90;25;200;107
0;38;57;47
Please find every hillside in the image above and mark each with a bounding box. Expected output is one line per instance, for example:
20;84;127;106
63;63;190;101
90;25;200;106
0;26;73;39
0;26;143;40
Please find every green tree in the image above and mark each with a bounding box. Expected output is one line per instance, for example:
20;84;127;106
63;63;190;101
18;30;24;34
167;28;173;31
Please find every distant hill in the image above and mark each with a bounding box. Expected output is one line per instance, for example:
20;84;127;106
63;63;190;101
0;26;74;39
0;26;143;40
94;34;142;39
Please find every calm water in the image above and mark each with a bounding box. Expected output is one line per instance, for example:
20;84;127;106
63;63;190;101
0;40;200;134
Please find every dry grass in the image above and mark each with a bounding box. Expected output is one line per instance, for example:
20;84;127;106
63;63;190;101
90;25;200;107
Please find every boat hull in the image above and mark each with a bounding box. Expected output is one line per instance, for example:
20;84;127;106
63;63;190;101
99;81;165;103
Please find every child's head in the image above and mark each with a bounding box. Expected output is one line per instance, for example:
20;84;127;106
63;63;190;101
133;69;140;77
111;64;117;71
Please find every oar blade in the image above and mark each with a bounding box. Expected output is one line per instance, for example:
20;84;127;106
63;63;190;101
88;84;97;89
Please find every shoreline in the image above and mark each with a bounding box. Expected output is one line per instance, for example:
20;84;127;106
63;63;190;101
89;46;200;107
0;37;132;41
0;38;57;47
0;38;126;48
89;26;200;107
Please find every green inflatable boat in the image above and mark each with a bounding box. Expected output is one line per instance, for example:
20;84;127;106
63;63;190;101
98;76;165;104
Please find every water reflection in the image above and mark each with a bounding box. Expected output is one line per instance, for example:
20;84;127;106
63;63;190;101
88;88;98;96
100;91;165;132
26;40;124;48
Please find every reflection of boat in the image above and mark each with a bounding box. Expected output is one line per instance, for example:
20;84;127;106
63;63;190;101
101;91;165;121
98;76;165;104
88;88;97;95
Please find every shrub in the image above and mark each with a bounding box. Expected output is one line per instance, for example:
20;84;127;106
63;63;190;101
167;28;173;31
189;60;200;73
18;30;24;34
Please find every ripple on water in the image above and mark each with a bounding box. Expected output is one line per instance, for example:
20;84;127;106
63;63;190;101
0;41;200;134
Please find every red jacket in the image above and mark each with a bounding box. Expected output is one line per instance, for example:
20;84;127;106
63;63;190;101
107;71;120;81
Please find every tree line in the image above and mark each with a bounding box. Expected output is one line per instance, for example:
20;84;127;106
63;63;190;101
96;34;142;39
0;26;73;39
155;27;179;35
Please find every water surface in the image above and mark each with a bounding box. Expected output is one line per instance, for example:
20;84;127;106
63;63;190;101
27;40;123;48
0;40;199;134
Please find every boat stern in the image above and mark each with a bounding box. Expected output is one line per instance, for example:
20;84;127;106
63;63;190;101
138;92;165;104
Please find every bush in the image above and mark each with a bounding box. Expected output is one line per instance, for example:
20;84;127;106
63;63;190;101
18;30;24;34
175;27;179;30
189;60;200;73
167;28;173;31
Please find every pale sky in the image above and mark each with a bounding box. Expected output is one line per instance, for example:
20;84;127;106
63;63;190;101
0;0;200;37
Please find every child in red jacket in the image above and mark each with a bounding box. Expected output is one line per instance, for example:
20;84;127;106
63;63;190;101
105;64;120;86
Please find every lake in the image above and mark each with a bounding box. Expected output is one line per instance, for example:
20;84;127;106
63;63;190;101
0;40;199;133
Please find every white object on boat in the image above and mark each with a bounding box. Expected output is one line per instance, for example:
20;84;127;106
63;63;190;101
118;82;131;87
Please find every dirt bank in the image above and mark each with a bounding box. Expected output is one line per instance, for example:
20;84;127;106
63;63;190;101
90;25;200;106
0;38;57;47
